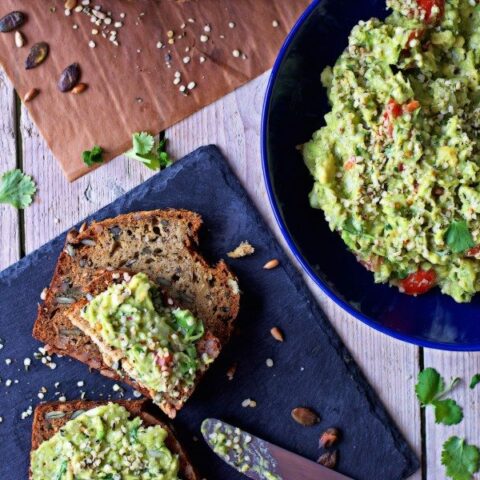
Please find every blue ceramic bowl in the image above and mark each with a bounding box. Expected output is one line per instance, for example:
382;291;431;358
261;0;480;351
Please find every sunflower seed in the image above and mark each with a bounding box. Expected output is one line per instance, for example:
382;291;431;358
59;327;82;336
65;244;75;257
45;410;66;420
58;63;81;92
80;238;96;246
14;31;24;48
25;42;49;70
55;296;76;304
0;11;26;33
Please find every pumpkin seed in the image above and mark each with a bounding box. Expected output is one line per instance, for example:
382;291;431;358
45;410;66;420
85;293;93;301
25;42;49;70
80;238;96;246
58;63;81;92
70;409;85;420
23;88;39;103
0;11;25;33
55;296;76;304
291;407;320;426
65;244;75;257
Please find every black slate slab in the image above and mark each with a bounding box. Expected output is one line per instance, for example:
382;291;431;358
0;145;418;479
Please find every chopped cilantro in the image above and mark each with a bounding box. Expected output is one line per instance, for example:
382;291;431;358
415;368;462;425
82;145;104;167
0;169;36;209
442;436;480;480
446;221;475;254
469;374;480;390
125;132;173;171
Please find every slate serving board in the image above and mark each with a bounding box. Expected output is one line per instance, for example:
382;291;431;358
0;146;418;479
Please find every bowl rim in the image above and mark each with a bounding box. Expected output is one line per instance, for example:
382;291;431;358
260;0;477;352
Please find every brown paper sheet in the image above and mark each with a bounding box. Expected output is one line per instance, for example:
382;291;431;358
0;0;310;181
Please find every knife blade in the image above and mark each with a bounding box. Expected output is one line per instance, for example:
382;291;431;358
201;418;355;480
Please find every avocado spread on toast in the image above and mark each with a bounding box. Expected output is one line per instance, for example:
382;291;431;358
81;273;211;402
31;403;180;479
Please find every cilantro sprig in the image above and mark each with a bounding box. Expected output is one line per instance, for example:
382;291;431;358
442;437;480;480
126;132;172;171
445;220;475;254
82;145;104;167
415;368;463;425
0;169;36;209
469;374;480;390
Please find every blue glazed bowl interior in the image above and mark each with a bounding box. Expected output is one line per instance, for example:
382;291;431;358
262;0;480;351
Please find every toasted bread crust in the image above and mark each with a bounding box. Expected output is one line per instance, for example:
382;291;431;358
33;209;240;415
30;399;199;480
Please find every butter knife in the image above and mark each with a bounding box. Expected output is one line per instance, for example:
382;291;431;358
201;418;355;480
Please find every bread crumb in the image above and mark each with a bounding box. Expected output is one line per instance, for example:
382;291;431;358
227;241;255;258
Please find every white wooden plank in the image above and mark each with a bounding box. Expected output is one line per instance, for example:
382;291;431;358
167;72;422;478
0;71;19;270
424;350;480;479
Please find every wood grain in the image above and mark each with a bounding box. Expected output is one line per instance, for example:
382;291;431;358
11;73;423;477
0;71;19;270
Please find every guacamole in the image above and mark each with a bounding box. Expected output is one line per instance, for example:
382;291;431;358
31;403;180;479
303;0;480;302
82;273;210;402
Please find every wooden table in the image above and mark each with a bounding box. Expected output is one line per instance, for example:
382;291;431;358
1;68;478;479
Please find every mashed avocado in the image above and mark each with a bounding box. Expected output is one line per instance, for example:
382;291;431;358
31;403;180;480
303;0;480;302
82;273;209;401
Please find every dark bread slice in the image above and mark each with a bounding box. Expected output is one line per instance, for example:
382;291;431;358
33;209;240;403
30;399;199;480
66;269;223;418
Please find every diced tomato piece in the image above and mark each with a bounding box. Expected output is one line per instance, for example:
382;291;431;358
400;269;437;295
387;99;403;119
405;100;421;113
466;245;480;258
156;351;173;369
398;163;405;172
416;0;445;23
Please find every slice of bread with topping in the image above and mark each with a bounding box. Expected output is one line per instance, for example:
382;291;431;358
33;210;240;414
30;399;199;480
66;269;224;417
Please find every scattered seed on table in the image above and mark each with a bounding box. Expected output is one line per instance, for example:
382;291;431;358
204;24;211;33
187;81;196;90
199;56;206;63
266;358;274;367
88;40;96;48
263;258;280;270
228;21;236;28
179;85;186;93
183;56;190;64
14;31;24;48
232;49;241;58
114;21;123;28
156;41;163;48
200;34;208;43
272;20;279;28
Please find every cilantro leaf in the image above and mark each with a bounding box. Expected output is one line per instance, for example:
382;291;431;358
442;436;480;480
0;169;36;209
470;374;480;390
415;367;445;404
125;132;172;171
446;220;475;254
432;399;463;425
82;145;104;167
132;132;155;156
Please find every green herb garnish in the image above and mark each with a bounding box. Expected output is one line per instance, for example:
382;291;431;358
82;145;104;167
469;374;480;390
0;169;36;208
54;460;68;480
126;132;172;171
446;220;475;254
442;436;480;480
415;368;463;425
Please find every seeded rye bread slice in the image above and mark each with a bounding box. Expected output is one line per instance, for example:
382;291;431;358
66;269;225;418
33;210;240;411
30;399;199;480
